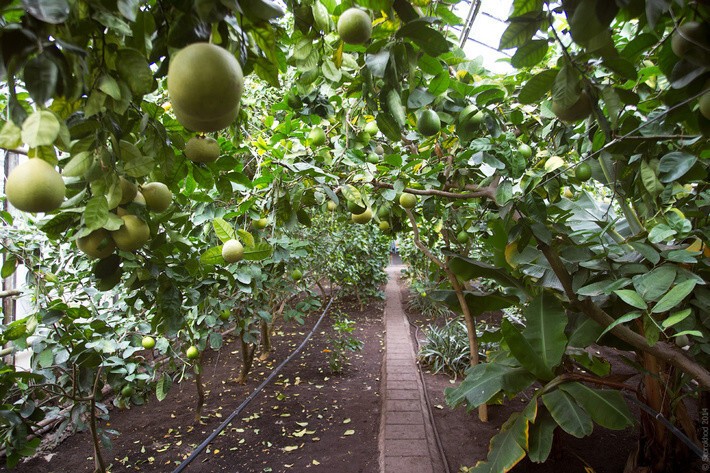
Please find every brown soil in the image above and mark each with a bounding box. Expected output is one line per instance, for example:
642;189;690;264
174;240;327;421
7;296;385;473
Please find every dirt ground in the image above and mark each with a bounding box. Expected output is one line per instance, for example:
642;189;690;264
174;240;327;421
7;295;385;473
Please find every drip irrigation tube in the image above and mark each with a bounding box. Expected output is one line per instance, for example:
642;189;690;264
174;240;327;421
172;296;335;473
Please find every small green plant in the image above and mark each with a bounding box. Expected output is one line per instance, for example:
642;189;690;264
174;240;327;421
325;313;363;374
418;319;470;378
407;286;450;319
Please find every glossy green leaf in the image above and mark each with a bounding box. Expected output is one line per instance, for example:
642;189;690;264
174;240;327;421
596;311;641;341
23;0;70;24
518;69;558;104
523;293;567;372
24;53;59;104
156;372;172;401
658;152;697;183
200;246;224;265
236;229;255;248
510;40;548;69
632;266;676;302
84;196;109;231
652;280;697;314
471;411;528;472
21;111;60;148
662;308;692;329
212;218;236;243
502;318;554;380
397;21;449;57
614;289;648;310
559;382;633;430
499;18;540;50
116;48;155;96
542;389;593;438
528;408;556;463
445;363;518;408
243;242;273;261
0;120;23;149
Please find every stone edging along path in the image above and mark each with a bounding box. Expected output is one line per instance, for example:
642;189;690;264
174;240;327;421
378;263;446;473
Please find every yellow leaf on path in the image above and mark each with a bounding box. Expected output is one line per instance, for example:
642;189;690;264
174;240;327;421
312;460;321;465
344;430;355;436
343;418;351;424
283;445;299;452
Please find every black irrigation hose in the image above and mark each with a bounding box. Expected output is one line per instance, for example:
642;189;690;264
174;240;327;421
172;296;335;473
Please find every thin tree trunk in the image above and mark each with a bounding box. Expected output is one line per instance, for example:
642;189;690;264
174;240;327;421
236;338;256;384
194;362;205;423
258;319;271;361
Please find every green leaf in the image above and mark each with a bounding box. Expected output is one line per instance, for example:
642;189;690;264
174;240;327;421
577;278;630;297
632;266;676;302
502;319;554;380
518;69;558;104
658;152;697;183
0;120;22;149
200;246;224;265
396;21;449;57
236;229;255;247
523;293;567;372
63;151;94;177
640;160;663;197
98;74;121;100
542;389;593;438
499;17;541;50
383;89;406;127
2;254;17;279
21;110;60;148
603;57;637;80
212;218;236;243
84;196;109;231
652;280;697;314
448;255;527;297
375;112;401;141
445;363;519;408
662;308;692;329
472;411;528;473
551;63;580;109
116;48;155;96
510;40;548;69
613;289;648;310
24;0;70;23
24;53;59;104
243;242;273;261
559;382;633;430
596;311;641;341
528;409;556;463
311;1;330;31
156;372;172;401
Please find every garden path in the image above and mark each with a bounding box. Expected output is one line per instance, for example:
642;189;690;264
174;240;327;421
379;262;446;473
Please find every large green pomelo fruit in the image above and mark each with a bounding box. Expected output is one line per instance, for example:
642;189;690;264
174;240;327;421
671;21;710;65
337;8;372;44
111;215;150;251
551;91;593;122
141;182;172;212
417;110;441;136
222;239;244;263
351;208;373;224
6;159;65;213
347;199;366;214
119;177;138;205
167;43;244;132
308;127;326;147
185;136;220;163
78;229;116;259
399;192;417;209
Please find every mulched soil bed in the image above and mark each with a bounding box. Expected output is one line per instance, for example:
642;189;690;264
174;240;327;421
7;295;385;473
397;271;642;473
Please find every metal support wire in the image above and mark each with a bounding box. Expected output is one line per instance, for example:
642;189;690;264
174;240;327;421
459;0;482;48
172;297;335;473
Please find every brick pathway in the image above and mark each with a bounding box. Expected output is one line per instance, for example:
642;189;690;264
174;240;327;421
379;263;445;473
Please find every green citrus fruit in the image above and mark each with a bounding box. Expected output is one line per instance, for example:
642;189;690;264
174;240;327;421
308;126;326;147
219;310;231;321
364;121;379;135
399;192;417;209
671;22;710;65
167;43;244;132
517;143;533;159
367;153;379;164
291;268;303;281
222;239;244;263
111;215;150;252
327;201;337;211
351;208;373;224
253;217;268;229
185;136;220;163
376;205;390;219
417;110;441;136
700;91;710;120
337;8;372;44
141;182;172;212
121;385;134;397
456;230;469;244
551;91;593;123
5;158;65;213
575;162;593;181
457;104;484;138
186;345;199;360
77;229;116;259
141;336;156;349
93;254;121;279
347;199;367;215
379;220;390;231
119;177;138;205
374;144;384;155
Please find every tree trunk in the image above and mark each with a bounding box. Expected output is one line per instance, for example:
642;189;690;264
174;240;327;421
258;319;271;361
236;338;256;384
194;361;205;423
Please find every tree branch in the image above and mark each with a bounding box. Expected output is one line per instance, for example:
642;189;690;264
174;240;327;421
372;180;495;200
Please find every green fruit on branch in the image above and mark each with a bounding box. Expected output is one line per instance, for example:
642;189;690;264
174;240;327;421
141;336;156;349
671;21;710;66
291;268;303;281
5;158;65;213
111;215;150;251
347;199;367;215
551;91;593;123
351;208;373;224
417;110;441;136
364;120;379;135
253;217;268;229
185;135;220;163
308;126;326;147
167;42;244;132
517;143;533;159
337;8;372;44
141;182;172;212
575;162;593;181
399;192;417;209
456;230;469;244
327;201;337;211
222;239;244;263
119;177;138;205
77;229;116;259
121;385;134;397
379;221;390;231
457;104;484;137
186;345;200;360
374;144;384;155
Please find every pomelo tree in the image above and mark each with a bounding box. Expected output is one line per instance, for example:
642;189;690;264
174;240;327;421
0;0;707;472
